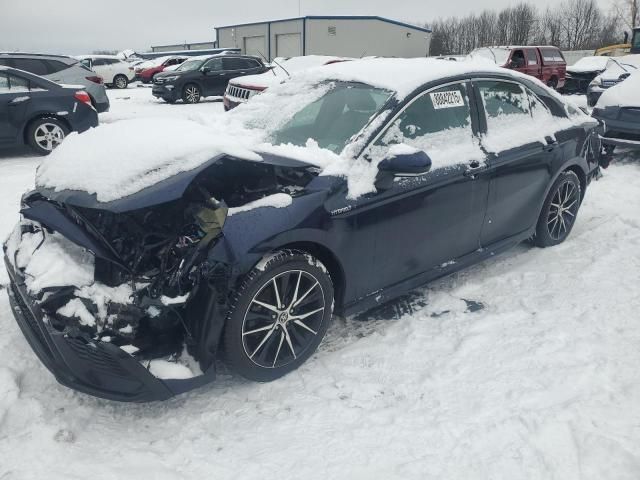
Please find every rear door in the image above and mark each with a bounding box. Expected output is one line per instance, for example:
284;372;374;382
0;72;31;145
474;79;556;246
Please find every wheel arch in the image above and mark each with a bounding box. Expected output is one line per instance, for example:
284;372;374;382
22;114;72;145
277;241;347;313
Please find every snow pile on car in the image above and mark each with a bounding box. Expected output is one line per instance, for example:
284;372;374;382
36;57;591;203
36;117;262;202
597;70;640;108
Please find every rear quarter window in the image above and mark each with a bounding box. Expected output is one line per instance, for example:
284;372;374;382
45;59;70;74
540;49;565;63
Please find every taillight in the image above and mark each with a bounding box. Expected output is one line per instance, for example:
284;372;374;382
74;91;93;107
86;75;103;84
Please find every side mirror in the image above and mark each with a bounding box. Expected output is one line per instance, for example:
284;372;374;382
201;66;211;74
378;146;432;176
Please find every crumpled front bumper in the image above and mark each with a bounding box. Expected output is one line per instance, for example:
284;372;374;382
4;256;214;402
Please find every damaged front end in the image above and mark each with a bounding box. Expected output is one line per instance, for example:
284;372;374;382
3;154;318;401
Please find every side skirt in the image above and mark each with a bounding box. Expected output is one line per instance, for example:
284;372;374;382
342;229;533;318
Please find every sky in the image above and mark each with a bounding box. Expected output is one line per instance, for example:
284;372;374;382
0;0;614;55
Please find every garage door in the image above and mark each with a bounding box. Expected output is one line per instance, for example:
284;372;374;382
243;36;266;57
276;33;302;58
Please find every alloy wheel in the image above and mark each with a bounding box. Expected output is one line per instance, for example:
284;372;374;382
34;123;65;151
115;76;127;89
242;270;326;369
547;179;579;240
185;86;200;103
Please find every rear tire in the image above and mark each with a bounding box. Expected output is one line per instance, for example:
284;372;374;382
182;83;201;104
26;118;68;155
534;171;582;248
223;250;334;382
113;74;128;89
547;77;558;89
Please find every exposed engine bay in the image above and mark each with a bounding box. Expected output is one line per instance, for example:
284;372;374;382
6;156;317;377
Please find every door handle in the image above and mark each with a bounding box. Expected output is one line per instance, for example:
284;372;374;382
464;160;485;178
544;136;558;152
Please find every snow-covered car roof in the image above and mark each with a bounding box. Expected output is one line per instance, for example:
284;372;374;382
597;70;640;108
595;57;639;81
567;56;610;73
36;57;569;203
230;55;349;89
75;54;122;60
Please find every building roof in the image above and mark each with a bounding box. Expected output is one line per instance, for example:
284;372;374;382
216;15;431;33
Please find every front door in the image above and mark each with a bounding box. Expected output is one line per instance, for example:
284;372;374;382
353;81;490;296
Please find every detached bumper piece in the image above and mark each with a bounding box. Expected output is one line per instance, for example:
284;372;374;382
5;257;212;402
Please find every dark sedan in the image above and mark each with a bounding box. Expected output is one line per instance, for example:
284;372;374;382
0;66;98;154
4;60;601;401
152;54;268;104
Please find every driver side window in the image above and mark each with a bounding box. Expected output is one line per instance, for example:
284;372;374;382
203;58;222;71
374;83;479;167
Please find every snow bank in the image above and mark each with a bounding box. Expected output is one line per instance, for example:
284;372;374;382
37;117;262;202
597;70;640;108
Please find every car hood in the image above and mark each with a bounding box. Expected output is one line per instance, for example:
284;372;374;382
36;151;320;213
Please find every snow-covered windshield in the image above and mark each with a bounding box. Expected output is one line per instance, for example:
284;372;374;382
470;48;511;66
176;59;205;72
270;83;392;153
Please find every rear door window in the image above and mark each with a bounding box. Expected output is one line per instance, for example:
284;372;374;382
0;74;9;91
12;58;48;76
223;57;250;71
0;73;31;92
373;82;481;167
477;80;554;152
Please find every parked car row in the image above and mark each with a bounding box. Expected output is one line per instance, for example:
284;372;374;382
0;66;98;154
0;52;110;112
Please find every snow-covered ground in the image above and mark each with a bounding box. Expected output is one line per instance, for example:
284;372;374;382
1;88;640;479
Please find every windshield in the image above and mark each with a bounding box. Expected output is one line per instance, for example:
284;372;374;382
270;83;392;154
471;48;511;66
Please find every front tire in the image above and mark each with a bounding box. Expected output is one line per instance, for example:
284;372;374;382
26;118;68;155
223;250;334;382
534;171;582;248
182;83;201;104
113;74;128;89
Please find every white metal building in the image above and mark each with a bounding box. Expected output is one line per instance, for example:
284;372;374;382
215;16;432;60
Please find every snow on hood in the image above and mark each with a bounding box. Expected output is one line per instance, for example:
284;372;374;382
568;56;609;73
597;70;640;108
36;117;262;202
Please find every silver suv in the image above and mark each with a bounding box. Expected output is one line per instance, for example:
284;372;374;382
0;53;110;112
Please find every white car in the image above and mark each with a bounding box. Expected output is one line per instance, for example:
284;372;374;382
76;55;136;89
587;54;640;106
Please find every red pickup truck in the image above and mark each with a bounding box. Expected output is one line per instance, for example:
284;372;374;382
471;46;567;89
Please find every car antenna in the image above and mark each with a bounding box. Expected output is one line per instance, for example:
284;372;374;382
256;50;278;77
271;57;291;78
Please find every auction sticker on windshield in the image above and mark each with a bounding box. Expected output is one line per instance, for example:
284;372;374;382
430;90;465;109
